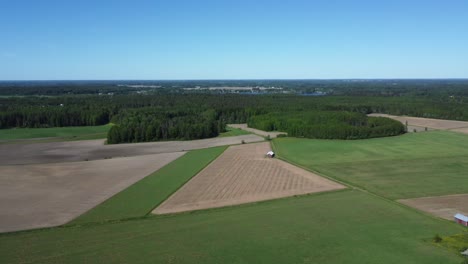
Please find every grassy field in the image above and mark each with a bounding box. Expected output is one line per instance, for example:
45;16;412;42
71;146;227;225
218;126;251;137
0;124;248;143
0;190;463;263
0;125;111;141
273;131;468;199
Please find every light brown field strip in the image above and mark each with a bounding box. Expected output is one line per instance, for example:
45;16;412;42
0;152;184;233
0;134;264;165
368;113;468;132
153;142;345;215
399;194;468;220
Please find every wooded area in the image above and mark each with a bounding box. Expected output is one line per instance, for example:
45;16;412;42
1;80;468;142
248;111;404;139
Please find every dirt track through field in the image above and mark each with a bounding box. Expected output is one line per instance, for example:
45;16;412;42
399;194;468;221
0;152;184;233
153;142;345;214
368;113;468;132
0;134;264;165
228;124;287;138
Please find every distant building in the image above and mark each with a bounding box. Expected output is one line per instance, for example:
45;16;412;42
454;213;468;226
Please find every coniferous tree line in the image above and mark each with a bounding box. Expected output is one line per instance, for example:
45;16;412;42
3;93;468;129
107;109;226;144
248;111;405;139
1;92;468;142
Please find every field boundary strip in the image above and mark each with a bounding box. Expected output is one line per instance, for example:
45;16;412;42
144;146;229;215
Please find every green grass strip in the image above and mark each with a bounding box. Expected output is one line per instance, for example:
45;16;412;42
0;124;111;141
218;127;251;137
71;146;227;225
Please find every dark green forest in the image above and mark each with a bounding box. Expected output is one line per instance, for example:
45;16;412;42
248;112;405;139
1;80;468;143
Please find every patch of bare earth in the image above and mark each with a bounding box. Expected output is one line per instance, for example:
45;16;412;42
0;152;184;233
228;124;287;138
399;194;468;220
153;142;345;215
0;134;264;165
368;113;468;132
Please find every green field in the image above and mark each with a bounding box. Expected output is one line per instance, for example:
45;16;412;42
273;131;468;199
0;124;249;143
218;126;251;137
0;190;462;263
72;146;227;225
0;125;111;141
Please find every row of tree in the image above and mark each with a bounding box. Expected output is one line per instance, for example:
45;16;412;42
0;92;466;142
107;109;226;144
248;111;405;139
4;94;468;129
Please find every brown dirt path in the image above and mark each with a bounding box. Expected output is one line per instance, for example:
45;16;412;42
228;124;287;138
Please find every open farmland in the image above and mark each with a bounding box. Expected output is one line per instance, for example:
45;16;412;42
0;191;463;264
0;152;184;233
399;194;468;220
273;131;468;200
72;146;227;224
154;142;344;214
369;113;468;132
0;126;465;263
0;134;263;165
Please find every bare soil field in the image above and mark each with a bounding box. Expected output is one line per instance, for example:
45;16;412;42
0;152;184;233
406;125;435;133
368;113;468;132
153;142;345;214
450;127;468;134
0;134;264;165
399;194;468;220
228;124;287;138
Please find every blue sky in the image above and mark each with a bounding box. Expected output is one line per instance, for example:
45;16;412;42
1;0;467;80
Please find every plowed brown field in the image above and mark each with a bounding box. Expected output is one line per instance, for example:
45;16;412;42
0;134;264;165
368;113;468;132
399;194;468;220
0;152;184;232
153;142;345;214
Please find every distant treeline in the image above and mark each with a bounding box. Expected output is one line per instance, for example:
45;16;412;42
2;79;468;97
248;111;405;139
3;94;468;129
0;96;117;128
1;91;468;142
